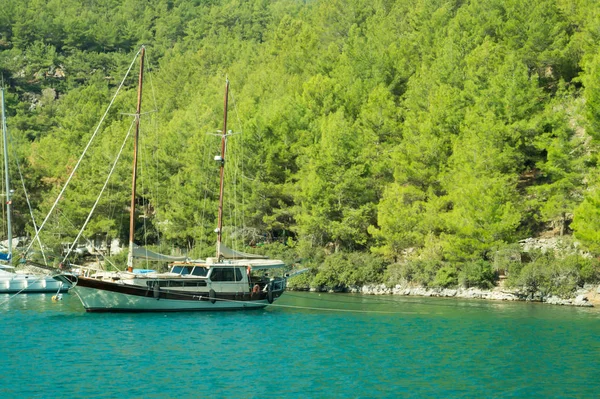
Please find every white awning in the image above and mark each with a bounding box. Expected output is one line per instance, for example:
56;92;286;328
132;245;188;262
219;243;268;260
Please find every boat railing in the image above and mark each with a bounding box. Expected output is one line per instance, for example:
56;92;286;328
271;277;286;292
63;263;115;278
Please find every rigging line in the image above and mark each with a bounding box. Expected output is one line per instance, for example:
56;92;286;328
146;52;162;249
52;207;119;270
229;89;246;231
26;47;143;254
146;50;160;127
139;114;150;271
54;208;96;251
199;131;212;255
139;49;158;266
234;159;238;251
8;130;48;265
0;118;4;244
232;137;242;251
0;139;4;241
62;118;135;263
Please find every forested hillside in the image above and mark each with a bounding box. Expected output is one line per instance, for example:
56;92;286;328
1;0;600;294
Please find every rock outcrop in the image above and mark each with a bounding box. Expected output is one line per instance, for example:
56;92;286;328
304;283;595;307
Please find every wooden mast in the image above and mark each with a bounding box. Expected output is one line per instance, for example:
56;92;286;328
216;79;229;259
0;88;11;265
127;47;145;272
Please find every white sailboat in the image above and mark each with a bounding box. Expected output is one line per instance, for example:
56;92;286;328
0;87;68;294
55;49;288;311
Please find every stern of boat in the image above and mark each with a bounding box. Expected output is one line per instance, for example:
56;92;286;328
268;276;287;303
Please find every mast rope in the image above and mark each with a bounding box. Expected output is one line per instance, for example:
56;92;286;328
146;51;162;256
61;118;135;263
139;115;150;271
54;208;119;270
229;89;246;233
25;47;143;254
198;128;213;256
9;131;48;265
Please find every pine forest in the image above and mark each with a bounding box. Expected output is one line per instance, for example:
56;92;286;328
1;0;600;296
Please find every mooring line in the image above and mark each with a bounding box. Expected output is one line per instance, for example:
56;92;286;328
211;296;427;315
265;302;427;314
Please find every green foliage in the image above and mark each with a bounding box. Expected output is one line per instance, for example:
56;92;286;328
506;251;598;297
384;258;445;288
311;251;385;290
572;178;600;253
433;265;458;288
0;0;599;286
458;260;496;289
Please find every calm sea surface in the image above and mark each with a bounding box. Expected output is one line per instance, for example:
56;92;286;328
1;291;599;398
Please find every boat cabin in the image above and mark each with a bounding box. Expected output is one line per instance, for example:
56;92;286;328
165;262;272;292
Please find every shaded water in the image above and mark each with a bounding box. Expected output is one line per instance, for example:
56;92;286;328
1;292;599;398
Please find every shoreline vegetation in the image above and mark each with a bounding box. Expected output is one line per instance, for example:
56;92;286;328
290;284;598;308
285;236;600;308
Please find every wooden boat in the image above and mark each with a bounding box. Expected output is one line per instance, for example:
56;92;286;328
54;48;288;311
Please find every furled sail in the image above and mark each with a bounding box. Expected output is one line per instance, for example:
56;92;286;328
219;243;268;260
132;244;188;262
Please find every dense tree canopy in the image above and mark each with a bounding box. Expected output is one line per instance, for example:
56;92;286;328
1;0;599;291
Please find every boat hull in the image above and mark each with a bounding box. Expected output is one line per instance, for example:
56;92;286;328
0;274;69;294
57;275;284;312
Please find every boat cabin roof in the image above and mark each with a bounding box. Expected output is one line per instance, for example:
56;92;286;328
169;258;286;270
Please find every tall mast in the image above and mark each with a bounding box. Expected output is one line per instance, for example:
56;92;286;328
216;79;229;259
127;47;145;272
0;88;11;264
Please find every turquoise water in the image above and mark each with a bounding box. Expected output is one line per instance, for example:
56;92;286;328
1;292;599;398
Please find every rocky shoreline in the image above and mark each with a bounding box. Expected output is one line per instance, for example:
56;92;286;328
297;284;600;307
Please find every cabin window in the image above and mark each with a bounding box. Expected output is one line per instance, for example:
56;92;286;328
183;281;207;287
209;267;243;282
171;266;192;275
191;267;208;277
147;281;170;288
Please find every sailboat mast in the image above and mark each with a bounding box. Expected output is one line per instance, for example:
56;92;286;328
1;88;12;265
216;79;229;259
127;47;145;272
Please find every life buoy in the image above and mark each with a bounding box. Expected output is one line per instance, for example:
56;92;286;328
267;283;273;304
209;289;216;304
